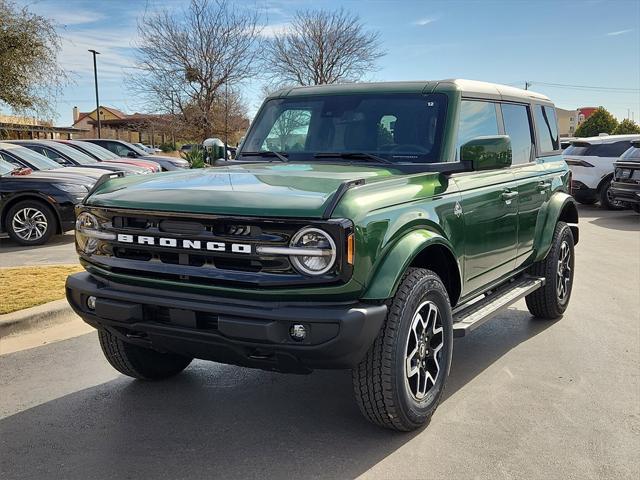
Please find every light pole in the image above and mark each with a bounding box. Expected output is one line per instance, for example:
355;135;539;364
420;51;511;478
88;49;101;138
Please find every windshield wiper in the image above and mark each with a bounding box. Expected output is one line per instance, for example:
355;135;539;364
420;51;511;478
239;151;289;162
314;152;395;165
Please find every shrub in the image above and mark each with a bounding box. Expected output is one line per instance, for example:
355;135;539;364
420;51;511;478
574;107;618;137
181;148;206;168
612;118;640;135
159;142;176;152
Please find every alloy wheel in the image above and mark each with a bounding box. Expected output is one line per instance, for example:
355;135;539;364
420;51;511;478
11;207;48;241
556;240;572;302
404;301;444;400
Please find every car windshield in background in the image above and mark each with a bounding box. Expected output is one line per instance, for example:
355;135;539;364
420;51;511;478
125;142;149;156
5;146;61;170
621;146;640;161
72;141;119;160
240;93;448;164
52;142;98;165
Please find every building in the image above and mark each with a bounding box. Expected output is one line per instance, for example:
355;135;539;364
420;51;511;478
577;107;598;124
72;106;170;146
0;114;85;140
556;108;580;137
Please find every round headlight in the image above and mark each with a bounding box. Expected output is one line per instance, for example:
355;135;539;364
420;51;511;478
76;212;100;254
289;227;336;276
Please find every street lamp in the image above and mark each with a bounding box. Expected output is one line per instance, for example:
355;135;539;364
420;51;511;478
88;49;101;138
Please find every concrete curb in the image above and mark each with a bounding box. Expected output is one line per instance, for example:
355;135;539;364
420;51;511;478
0;299;75;337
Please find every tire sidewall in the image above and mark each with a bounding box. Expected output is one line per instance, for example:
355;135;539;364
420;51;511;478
6;200;56;246
391;274;453;427
599;179;623;210
551;223;575;312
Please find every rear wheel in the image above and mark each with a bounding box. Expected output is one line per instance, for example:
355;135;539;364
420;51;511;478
5;200;56;246
526;221;575;319
352;268;453;431
98;328;192;380
599;178;624;210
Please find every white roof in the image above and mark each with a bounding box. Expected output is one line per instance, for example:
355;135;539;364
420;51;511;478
440;79;551;102
572;134;640;144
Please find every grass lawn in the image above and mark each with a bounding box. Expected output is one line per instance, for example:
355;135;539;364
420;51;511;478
0;265;84;315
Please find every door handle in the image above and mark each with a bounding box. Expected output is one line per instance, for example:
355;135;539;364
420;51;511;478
537;181;552;191
501;191;519;202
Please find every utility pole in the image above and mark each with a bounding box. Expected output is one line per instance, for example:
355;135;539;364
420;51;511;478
88;49;101;138
525;81;532;90
224;79;229;160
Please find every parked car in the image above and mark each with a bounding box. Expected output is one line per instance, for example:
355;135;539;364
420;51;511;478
180;143;202;153
0;142;108;180
610;140;640;213
67;79;579;431
5;140;147;176
57;140;160;173
563;134;640;209
132;143;162;154
0;157;94;245
84;139;189;171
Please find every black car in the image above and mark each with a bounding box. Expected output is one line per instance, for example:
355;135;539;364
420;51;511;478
0;142;107;180
0;157;92;245
84;139;189;171
5;140;146;175
611;140;640;213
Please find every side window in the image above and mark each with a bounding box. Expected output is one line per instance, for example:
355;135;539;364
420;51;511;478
0;152;21;167
457;100;499;159
262;109;312;151
501;104;534;165
40;147;72;166
534;105;560;153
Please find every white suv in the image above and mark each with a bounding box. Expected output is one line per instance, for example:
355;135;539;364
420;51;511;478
564;134;640;209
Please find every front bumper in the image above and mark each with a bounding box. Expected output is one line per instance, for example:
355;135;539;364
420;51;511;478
610;181;640;204
66;272;387;373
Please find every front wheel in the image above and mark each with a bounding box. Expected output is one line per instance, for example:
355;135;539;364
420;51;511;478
526;221;575;319
98;328;192;380
352;268;453;431
6;200;56;246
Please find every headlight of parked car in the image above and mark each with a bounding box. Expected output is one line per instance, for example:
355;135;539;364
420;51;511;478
75;211;115;254
288;227;337;276
55;183;89;201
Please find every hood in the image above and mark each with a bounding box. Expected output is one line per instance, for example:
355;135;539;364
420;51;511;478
86;163;400;217
8;170;92;186
53;166;112;179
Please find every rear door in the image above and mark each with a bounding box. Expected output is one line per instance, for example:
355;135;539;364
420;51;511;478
452;99;518;294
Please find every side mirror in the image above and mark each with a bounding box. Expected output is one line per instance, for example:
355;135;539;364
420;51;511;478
127;151;137;158
461;135;512;171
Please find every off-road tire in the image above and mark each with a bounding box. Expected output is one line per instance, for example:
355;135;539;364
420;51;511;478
352;268;453;431
5;199;56;246
526;221;575;320
599;178;623;210
98;328;192;380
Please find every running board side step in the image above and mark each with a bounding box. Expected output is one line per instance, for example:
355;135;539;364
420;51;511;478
452;276;545;338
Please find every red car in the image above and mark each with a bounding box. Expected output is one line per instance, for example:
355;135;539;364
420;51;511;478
56;140;161;172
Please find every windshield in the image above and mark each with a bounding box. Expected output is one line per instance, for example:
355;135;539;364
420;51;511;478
620;146;640;161
124;142;148;156
0;158;16;176
71;141;119;160
51;142;98;165
4;146;61;170
241;93;448;163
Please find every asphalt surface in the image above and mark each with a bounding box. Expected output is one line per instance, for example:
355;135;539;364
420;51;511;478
0;205;638;480
0;232;78;267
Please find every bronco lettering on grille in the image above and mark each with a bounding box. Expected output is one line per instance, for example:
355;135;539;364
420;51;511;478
116;234;251;254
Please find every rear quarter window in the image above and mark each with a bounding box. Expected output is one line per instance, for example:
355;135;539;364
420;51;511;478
534;105;560;154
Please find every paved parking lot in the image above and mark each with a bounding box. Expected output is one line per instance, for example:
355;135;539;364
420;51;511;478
0;232;77;267
0;205;638;479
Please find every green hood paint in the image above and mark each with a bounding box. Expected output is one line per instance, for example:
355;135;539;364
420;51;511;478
86;163;398;217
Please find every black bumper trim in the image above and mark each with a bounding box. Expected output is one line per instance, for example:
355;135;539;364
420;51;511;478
66;272;387;373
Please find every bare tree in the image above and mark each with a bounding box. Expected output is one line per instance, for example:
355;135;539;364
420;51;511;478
129;0;262;139
0;0;68;118
262;8;385;87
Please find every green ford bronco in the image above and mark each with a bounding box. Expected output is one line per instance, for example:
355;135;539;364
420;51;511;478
66;79;578;431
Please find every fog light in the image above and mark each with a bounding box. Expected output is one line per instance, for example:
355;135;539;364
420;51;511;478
289;324;307;341
87;296;97;310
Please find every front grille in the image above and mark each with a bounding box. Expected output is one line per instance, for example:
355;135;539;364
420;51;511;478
81;207;353;287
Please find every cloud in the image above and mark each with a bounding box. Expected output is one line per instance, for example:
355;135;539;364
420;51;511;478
606;29;633;36
260;23;291;38
413;17;436;26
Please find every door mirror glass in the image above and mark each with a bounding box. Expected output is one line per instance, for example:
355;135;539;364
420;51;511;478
127;151;137;158
460;135;512;170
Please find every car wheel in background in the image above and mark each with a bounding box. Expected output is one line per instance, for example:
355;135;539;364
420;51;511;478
5;200;56;246
599;178;624;210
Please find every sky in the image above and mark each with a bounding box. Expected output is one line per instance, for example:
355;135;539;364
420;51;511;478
11;0;640;125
